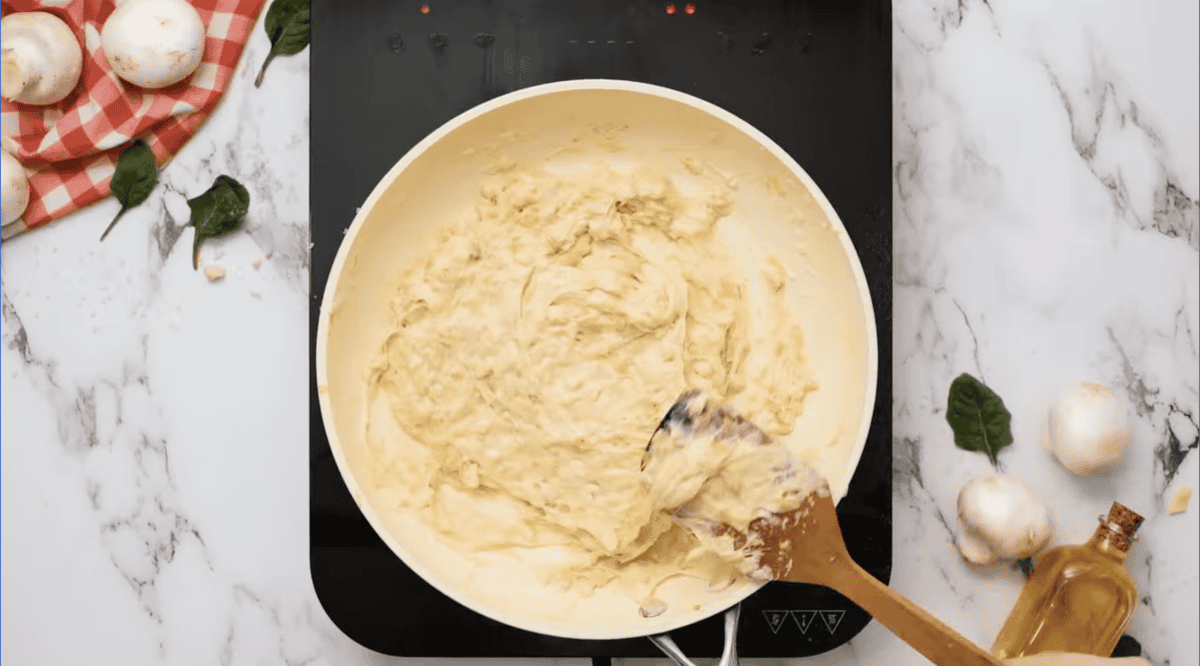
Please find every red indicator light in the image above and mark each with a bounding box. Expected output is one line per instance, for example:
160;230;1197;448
420;4;430;13
684;3;695;14
665;4;676;14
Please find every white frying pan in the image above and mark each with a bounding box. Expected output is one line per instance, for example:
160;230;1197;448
315;80;878;647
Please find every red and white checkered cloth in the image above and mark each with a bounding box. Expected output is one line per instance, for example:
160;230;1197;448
1;0;267;240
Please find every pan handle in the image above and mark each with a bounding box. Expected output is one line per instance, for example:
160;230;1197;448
647;604;740;666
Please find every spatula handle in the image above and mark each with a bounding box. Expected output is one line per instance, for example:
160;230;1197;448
828;558;1006;666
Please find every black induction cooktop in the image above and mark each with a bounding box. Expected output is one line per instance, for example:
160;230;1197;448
310;0;892;658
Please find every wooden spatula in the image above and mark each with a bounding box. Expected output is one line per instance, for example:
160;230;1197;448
649;390;1006;666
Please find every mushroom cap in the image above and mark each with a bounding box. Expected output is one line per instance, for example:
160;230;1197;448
1047;382;1130;476
1;151;30;226
1;11;84;105
101;0;207;89
957;473;1052;562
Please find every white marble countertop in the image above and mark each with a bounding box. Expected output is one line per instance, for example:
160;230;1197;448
2;1;1196;665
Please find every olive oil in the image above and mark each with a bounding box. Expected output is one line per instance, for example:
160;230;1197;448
992;502;1143;659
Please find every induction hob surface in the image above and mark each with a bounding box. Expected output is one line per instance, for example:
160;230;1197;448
310;0;892;657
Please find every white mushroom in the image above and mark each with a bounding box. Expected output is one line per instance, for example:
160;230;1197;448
101;0;206;89
1;11;84;106
956;474;1052;565
1046;382;1131;476
1;150;30;225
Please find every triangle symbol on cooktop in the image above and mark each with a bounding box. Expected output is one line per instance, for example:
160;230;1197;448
762;610;789;634
821;610;846;634
791;610;818;634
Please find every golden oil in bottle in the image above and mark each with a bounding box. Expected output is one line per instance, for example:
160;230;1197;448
992;502;1143;659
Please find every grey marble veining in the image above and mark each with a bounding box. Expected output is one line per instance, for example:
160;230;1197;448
2;1;1196;664
887;2;1198;665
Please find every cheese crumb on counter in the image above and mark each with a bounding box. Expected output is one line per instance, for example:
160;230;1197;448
1169;486;1192;515
203;264;226;281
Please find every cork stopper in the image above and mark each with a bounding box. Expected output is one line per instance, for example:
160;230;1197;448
1097;502;1144;552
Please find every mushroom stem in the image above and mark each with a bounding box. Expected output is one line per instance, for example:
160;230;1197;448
1;150;30;226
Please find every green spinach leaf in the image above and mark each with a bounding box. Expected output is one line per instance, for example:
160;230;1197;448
101;139;158;241
187;175;250;269
255;0;310;87
945;373;1013;466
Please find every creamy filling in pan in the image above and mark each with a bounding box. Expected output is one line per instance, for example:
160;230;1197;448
363;157;838;613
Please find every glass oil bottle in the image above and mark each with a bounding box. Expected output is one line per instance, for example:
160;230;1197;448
992;502;1144;659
